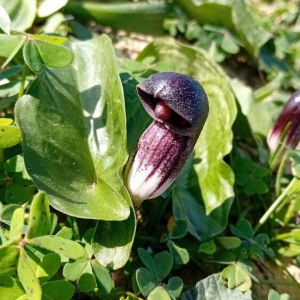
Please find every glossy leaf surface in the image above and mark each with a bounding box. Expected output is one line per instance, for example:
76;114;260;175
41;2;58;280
0;0;36;32
16;35;131;220
137;38;236;241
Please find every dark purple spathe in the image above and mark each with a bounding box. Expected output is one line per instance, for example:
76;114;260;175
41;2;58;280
268;90;300;152
125;72;209;205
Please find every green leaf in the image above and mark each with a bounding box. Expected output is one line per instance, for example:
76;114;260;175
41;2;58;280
169;220;187;240
5;184;31;204
289;150;300;178
38;0;69;18
0;34;25;58
230;219;253;239
18;248;41;300
92;208;136;270
82;228;94;258
153;251;173;281
216;237;241;250
164;276;183;298
121;73;151;154
26;192;51;239
167;240;189;265
1;36;26;68
4;155;25;173
9;207;24;240
15;35;131;221
33;35;67;45
23;40;43;74
41;280;75;300
136;268;158;297
78;264;96;293
182;273;253;300
198;239;216;254
36;253;61;283
29;235;85;260
0;4;11;34
0;65;23;80
137;38;236;241
0;0;36;32
34;40;74;68
221;34;240;54
0;276;25;300
138;248;156;274
148;286;171;300
0;204;21;226
254;234;274;257
56;227;73;240
231;0;268;58
220;264;252;292
65;1;167;35
63;259;87;281
268;289;291;300
0;125;22;149
92;260;112;298
0;246;19;276
231;79;272;136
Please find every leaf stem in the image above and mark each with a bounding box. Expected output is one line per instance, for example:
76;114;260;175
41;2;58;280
18;64;28;98
254;177;298;233
275;151;289;197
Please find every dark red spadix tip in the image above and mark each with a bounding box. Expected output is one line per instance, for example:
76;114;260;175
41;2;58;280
155;101;173;121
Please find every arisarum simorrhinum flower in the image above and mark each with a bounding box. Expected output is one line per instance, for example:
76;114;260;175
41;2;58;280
125;72;209;206
267;90;300;153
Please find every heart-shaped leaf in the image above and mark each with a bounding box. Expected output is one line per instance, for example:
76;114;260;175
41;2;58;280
137;38;236;241
220;264;252;292
29;236;85;260
15;35;131;221
26;192;51;239
18;248;41;300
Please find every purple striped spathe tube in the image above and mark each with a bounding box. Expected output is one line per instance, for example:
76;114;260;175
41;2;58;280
268;90;300;153
125;72;209;206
